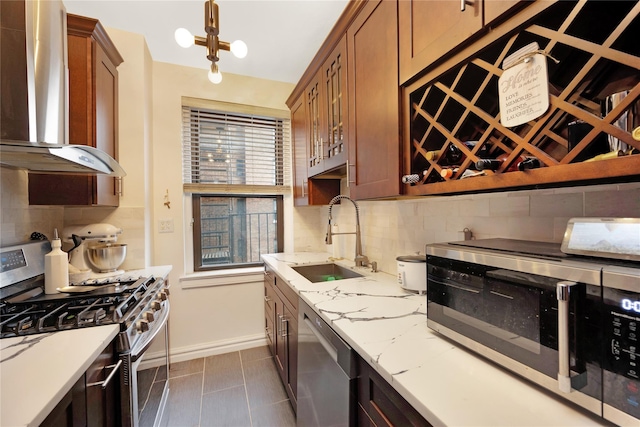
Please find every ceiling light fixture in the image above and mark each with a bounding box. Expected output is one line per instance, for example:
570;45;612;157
174;0;247;84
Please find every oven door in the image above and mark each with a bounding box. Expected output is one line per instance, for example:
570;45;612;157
120;301;170;427
426;253;602;415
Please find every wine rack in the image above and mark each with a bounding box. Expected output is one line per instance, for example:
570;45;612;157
403;0;640;196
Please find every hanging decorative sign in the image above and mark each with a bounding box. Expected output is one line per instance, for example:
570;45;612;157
498;42;556;128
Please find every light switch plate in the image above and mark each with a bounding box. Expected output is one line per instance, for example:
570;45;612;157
159;219;174;233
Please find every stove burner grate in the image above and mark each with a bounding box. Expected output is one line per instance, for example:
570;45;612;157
0;277;157;338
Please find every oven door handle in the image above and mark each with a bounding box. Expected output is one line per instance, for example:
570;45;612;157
87;360;122;390
556;281;577;393
130;300;170;363
428;276;481;294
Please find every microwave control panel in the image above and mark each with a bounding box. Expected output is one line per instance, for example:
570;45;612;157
604;287;640;418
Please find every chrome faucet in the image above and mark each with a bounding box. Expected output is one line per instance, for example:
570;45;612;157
325;195;369;267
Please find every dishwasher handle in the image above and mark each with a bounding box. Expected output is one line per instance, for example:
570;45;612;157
304;316;338;362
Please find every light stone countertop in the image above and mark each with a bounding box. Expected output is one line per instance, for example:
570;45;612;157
0;265;172;427
1;325;120;427
262;252;607;427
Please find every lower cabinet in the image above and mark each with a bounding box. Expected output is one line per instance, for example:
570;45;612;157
41;375;87;427
85;340;120;427
356;353;431;427
264;266;298;412
264;266;430;425
41;340;120;427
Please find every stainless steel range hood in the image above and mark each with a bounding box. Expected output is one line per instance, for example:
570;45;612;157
0;0;126;177
0;141;125;175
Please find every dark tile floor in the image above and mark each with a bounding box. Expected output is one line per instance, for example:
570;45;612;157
161;345;296;427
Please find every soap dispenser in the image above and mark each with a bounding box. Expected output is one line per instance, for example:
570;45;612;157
45;229;69;294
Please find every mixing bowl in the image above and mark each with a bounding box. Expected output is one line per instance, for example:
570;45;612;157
87;243;127;272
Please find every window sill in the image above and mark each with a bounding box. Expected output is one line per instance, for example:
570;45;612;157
179;266;264;289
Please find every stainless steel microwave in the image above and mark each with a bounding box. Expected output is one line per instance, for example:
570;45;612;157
426;239;640;426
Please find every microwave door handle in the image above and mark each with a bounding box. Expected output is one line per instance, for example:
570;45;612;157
556;281;577;393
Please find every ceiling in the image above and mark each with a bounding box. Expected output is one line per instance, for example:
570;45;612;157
62;0;349;84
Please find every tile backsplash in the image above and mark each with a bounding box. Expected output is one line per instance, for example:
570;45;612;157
1;169;64;245
294;182;640;275
1;167;145;270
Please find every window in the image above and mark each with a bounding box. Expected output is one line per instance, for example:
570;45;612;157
182;98;290;271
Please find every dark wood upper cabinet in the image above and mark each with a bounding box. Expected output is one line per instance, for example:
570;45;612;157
347;0;401;200
399;0;524;85
0;1;29;142
402;0;640;196
291;94;310;206
305;35;349;180
291;93;341;206
288;0;640;201
29;14;123;206
319;35;349;174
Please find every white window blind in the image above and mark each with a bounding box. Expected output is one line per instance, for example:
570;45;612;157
182;104;291;191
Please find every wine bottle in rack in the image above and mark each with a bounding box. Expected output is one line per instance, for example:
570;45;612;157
401;174;421;184
517;157;542;170
476;154;541;172
440;168;458;179
475;158;503;171
427;141;489;166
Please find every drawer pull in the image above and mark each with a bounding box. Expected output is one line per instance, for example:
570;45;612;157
87;360;122;390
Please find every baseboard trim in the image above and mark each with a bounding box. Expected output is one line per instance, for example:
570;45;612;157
139;333;268;370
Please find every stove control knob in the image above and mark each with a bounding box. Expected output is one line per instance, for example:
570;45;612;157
151;301;162;311
144;311;155;322
137;319;150;333
158;291;168;301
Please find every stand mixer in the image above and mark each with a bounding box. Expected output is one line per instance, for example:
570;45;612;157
62;223;125;276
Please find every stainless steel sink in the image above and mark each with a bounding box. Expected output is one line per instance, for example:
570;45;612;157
291;263;363;283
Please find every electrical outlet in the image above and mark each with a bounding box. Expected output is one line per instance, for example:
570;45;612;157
159;219;174;233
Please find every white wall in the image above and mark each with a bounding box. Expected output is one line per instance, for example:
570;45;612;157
149;57;295;359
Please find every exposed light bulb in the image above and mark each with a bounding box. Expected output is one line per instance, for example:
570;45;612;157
175;28;194;48
208;64;222;84
230;40;248;59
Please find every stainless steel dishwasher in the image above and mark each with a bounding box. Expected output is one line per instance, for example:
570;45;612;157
297;298;356;427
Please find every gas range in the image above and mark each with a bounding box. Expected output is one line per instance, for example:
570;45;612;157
1;240;172;426
0;240;169;352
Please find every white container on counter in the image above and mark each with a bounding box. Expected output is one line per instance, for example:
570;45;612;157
396;254;427;294
45;230;69;294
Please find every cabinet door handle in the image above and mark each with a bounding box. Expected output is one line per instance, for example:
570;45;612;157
264;295;271;303
281;317;289;337
461;0;473;11
277;314;282;336
87;360;122;390
302;180;308;197
347;161;356;186
116;177;124;196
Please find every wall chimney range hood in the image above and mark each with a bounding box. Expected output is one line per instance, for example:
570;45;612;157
0;0;126;177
